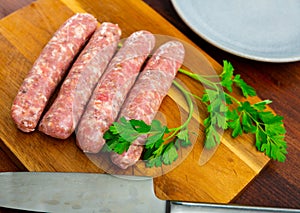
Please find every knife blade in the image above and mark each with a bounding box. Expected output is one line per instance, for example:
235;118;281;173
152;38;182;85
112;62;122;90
0;172;299;213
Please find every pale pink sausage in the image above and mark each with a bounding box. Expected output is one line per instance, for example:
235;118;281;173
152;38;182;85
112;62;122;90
11;13;98;132
76;30;155;153
38;22;121;139
110;40;185;169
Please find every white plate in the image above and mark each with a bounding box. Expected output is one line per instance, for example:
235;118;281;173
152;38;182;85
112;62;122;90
171;0;300;62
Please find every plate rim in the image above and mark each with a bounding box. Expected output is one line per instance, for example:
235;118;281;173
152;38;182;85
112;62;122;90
170;0;300;63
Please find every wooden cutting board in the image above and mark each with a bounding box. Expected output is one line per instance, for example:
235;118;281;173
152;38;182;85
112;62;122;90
0;0;270;203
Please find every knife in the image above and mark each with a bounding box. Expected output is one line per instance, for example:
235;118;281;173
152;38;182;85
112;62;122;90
0;172;299;213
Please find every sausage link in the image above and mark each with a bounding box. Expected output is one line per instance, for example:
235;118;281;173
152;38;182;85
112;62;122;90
38;22;121;139
76;30;155;153
11;13;98;132
110;40;185;169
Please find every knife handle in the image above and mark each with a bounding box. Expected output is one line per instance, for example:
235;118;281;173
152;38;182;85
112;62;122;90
168;201;300;213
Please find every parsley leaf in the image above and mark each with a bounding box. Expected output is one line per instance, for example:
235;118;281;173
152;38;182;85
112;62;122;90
176;129;192;147
130;119;151;133
112;117;139;142
227;109;243;137
220;60;234;92
146;120;168;148
225;99;287;162
162;143;178;165
233;75;256;97
253;100;272;111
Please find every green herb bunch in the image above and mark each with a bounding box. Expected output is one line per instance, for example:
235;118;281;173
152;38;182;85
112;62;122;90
189;61;287;162
104;60;287;167
103;80;193;168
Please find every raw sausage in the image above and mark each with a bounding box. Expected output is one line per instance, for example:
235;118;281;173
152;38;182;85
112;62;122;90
11;13;98;132
110;40;185;169
38;22;121;139
76;30;155;153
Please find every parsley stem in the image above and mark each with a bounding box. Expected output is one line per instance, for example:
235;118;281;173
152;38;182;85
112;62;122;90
200;75;220;78
244;110;264;132
178;68;218;90
164;80;194;141
225;93;242;106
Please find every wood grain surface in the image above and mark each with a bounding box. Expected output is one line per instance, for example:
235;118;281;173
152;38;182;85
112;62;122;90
0;0;299;212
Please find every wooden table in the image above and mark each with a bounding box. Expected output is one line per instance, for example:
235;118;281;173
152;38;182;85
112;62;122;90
0;0;299;212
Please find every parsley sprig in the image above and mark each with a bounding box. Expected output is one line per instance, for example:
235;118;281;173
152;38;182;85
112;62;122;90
222;61;287;162
103;80;194;167
104;60;287;168
180;60;287;162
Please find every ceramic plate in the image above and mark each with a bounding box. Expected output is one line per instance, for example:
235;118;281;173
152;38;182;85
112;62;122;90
171;0;300;62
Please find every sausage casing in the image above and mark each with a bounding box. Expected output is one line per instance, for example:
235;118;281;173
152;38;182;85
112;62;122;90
76;30;155;153
38;22;121;139
11;13;98;132
110;40;185;169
